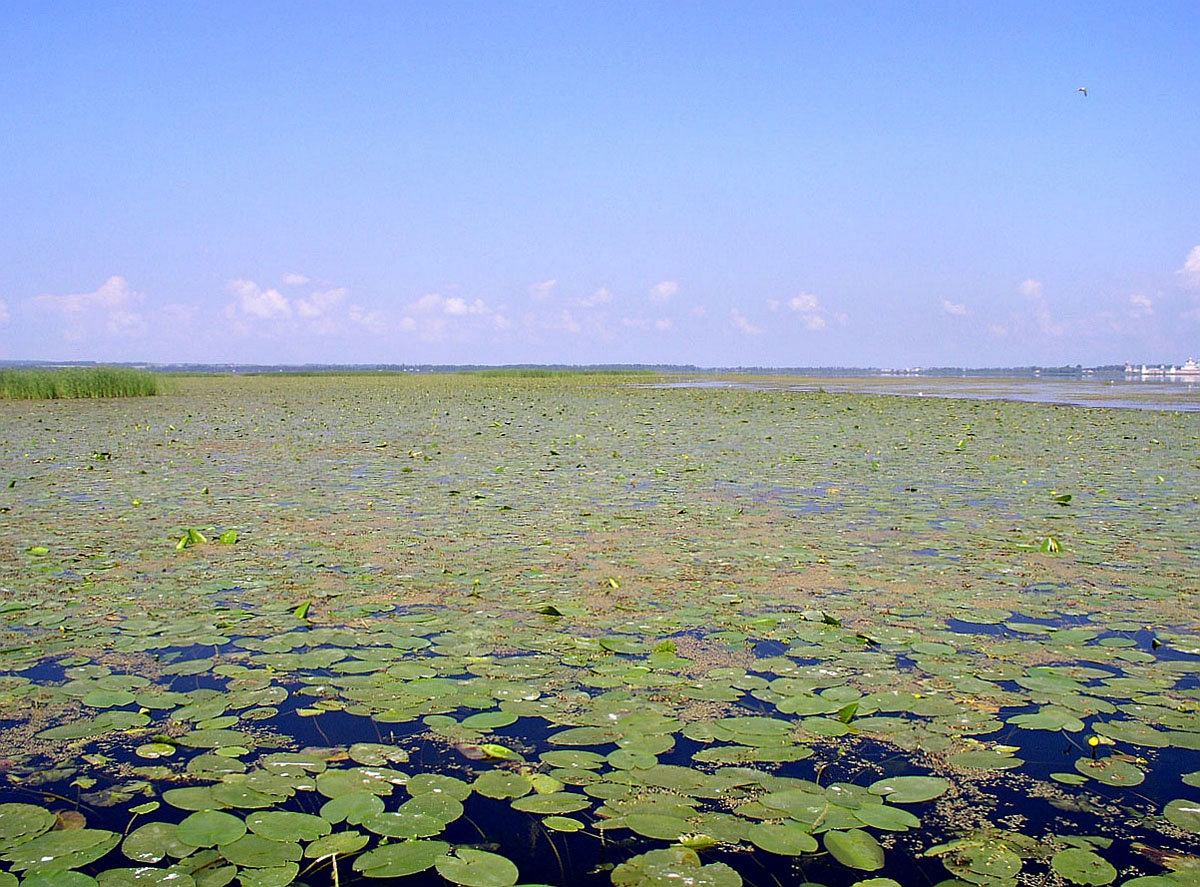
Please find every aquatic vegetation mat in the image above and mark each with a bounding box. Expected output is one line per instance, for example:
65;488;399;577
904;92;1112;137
1;373;1199;886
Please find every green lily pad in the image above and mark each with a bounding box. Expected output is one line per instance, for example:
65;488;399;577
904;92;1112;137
407;773;473;801
434;847;520;887
352;840;449;878
301;831;368;859
867;776;950;804
1050;847;1117;885
176;729;252;750
511;793;591;815
121;823;193;864
347;743;409;766
1;829;120;872
162;788;223;812
236;863;298;887
1164;799;1200;832
319;791;385;825
461;711;519;730
246;812;330;843
746;822;818;855
1074;757;1145;787
0;804;56;844
473;770;533;800
624;814;692;841
177;811;247;848
947;750;1024;771
217;835;302;868
610;847;742;887
823;829;884;871
97;870;195;887
22;872;99;887
362;808;445;840
851;804;922;831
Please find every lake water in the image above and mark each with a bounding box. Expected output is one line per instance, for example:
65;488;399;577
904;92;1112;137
660;375;1200;411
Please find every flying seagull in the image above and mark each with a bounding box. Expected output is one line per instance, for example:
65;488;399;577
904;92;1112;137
1077;87;1088;97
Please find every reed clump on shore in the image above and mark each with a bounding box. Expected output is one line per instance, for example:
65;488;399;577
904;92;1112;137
0;366;160;399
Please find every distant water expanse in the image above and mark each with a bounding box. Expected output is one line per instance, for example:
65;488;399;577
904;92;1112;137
3;360;1197;410
662;375;1200;411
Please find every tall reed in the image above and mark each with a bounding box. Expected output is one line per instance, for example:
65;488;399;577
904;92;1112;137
0;367;160;399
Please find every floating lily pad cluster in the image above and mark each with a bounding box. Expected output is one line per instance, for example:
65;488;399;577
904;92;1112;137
1;373;1199;886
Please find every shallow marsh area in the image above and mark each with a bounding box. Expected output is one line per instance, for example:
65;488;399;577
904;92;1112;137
1;373;1198;887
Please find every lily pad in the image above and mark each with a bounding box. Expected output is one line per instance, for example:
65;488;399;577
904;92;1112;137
746;822;818;855
1050;847;1117;885
246;812;330;843
867;776;950;804
1164;799;1200;833
302;830;369;859
434;847;520;887
610;847;742;887
823;829;885;871
352;840;449;878
217;835;302;868
1;829;120;872
177;811;247;848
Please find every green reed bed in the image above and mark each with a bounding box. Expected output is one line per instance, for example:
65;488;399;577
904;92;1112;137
0;366;159;399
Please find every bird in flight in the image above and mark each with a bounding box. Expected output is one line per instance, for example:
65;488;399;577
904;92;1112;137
1077;87;1088;97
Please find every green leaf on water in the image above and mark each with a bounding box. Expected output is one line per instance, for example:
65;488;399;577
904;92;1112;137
824;829;885;871
352;840;449;878
1164;798;1200;833
1050;847;1117;885
434;847;520;887
867;776;950;804
176;810;246;847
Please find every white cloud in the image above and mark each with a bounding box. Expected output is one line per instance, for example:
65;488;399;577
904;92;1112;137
783;292;836;330
31;276;146;339
407;293;490;317
690;305;709;318
1128;293;1154;318
941;299;969;316
1018;278;1061;336
1019;278;1043;299
560;310;581;333
788;293;819;313
409;293;444;313
229;279;291;319
650;281;679;303
1177;245;1200;283
107;310;147;337
283;273;310;286
400;291;495;341
580;287;613;307
0;299;8;323
655;318;674;331
730;308;762;336
493;313;513;331
348;305;387;334
530;279;557;300
296;287;347;319
444;296;487;316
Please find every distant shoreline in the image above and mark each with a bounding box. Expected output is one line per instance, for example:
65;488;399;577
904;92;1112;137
0;360;1148;380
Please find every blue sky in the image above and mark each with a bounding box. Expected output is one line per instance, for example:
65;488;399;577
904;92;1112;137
2;2;1198;367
